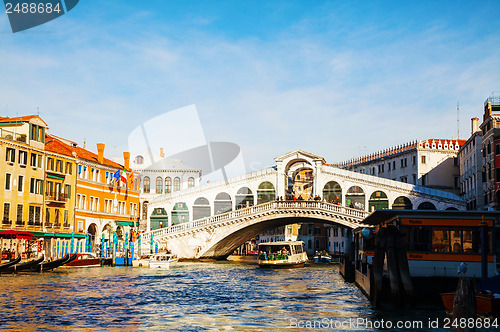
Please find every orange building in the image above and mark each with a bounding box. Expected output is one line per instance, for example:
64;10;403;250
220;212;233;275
47;137;140;255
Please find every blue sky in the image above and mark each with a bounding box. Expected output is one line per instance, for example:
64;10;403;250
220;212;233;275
1;1;499;172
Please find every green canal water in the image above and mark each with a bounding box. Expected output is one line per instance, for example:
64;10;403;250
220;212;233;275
0;262;462;331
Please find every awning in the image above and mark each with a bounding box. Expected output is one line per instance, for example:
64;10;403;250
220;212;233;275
47;174;65;180
32;232;86;239
0;230;33;240
116;221;135;226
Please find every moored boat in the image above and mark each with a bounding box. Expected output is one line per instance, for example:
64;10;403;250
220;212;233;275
132;255;151;267
40;254;77;271
0;256;21;272
63;253;102;268
313;251;332;263
2;255;44;273
149;253;178;269
257;241;308;268
441;291;500;316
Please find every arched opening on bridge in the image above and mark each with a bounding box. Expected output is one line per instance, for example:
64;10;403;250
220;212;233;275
392;196;412;209
285;160;314;200
323;181;342;204
87;223;97;252
172;202;189;224
346;186;365;210
257;182;276;204
214;193;232;214
193;197;211;220
368;191;388;211
445;207;459;211
236;187;254;209
418;202;437;210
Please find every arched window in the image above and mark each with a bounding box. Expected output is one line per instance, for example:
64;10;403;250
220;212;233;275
173;177;181;192
165;177;172;194
418;202;436;210
257;181;275;204
393;196;412;209
135;155;144;165
155;177;163;194
368;191;388;211
214;192;232;214
143;176;150;194
236;187;254;209
323;181;342;204
193;197;211;220
188;177;195;189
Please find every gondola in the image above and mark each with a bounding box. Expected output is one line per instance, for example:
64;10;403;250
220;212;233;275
0;256;22;272
39;253;77;272
2;255;44;273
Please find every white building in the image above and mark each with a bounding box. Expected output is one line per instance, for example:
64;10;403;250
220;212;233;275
130;149;202;230
336;139;464;197
458;118;485;210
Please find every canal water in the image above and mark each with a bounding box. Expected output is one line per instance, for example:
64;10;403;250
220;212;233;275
0;261;450;331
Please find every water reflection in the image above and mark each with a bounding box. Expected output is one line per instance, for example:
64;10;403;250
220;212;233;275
0;262;447;331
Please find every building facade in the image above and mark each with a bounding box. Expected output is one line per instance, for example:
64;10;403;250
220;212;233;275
479;92;500;210
458;118;484;210
336;139;464;197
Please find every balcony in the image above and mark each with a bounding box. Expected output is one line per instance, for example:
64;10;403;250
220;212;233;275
15;220;24;227
0;128;27;143
45;192;68;203
63;223;71;229
2;219;12;226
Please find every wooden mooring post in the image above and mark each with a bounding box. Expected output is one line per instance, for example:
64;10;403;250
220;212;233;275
452;277;476;332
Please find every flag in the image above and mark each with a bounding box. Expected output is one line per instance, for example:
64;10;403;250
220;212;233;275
120;170;127;183
127;171;134;187
113;169;121;182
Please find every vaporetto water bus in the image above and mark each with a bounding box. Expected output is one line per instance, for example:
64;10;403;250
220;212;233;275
257;241;308;268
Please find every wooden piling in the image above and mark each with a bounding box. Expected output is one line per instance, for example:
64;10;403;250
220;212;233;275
393;226;414;301
386;227;401;301
373;227;387;307
452;277;476;332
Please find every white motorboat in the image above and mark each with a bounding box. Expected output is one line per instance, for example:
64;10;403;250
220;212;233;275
149;253;178;269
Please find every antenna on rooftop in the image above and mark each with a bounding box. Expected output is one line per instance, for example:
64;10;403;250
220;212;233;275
36;107;40;116
457;101;460;140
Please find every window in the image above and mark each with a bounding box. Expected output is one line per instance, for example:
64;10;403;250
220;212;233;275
392;161;396;169
432;228;450;252
5;173;11;190
37;154;42;168
188;177;195;188
3;203;10;222
30;153;37;167
412;156;416;165
29;123;45;142
6;147;15;163
45;207;50;225
28;206;35;225
165;177;172;193
422;174;427;186
17;175;23;192
16;204;23;225
36;179;43;195
174;177;180;192
65;162;72;175
54;208;60;226
65;184;71;199
143;176;150;193
47;157;54;171
18;150;28;165
30;178;35;193
35;206;41;225
64;210;69;226
135;155;144;164
421;155;426;164
156;177;163;194
453;157;458;166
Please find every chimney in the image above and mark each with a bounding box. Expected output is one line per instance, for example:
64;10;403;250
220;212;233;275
471;117;479;134
160;148;165;158
123;152;130;170
97;143;105;164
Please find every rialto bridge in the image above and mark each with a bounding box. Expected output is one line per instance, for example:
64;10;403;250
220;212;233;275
139;150;465;258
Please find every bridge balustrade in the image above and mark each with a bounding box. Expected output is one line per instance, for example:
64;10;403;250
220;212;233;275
141;201;370;243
